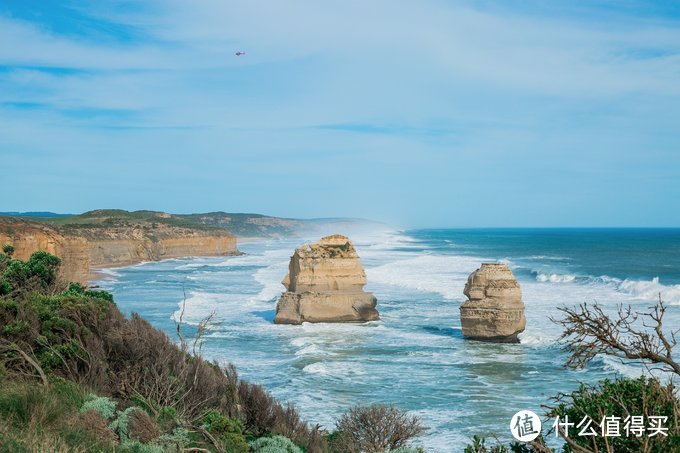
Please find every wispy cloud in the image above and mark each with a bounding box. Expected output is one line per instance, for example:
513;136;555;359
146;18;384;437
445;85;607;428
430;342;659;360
1;1;679;226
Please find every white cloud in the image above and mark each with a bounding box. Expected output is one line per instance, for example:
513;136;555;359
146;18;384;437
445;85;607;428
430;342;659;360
1;1;679;224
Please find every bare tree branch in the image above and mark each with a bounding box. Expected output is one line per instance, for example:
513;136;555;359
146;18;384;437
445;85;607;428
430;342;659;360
551;296;680;376
0;339;48;386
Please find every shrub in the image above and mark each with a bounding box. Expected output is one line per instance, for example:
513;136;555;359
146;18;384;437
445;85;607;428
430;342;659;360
74;409;119;448
466;376;680;453
237;381;310;444
0;250;61;295
333;404;426;453
2;319;30;335
548;376;679;452
201;409;248;452
109;406;138;442
463;435;531;452
2;244;15;257
201;409;244;435
63;282;114;303
156;427;191;449
221;432;249;453
49;375;86;408
79;395;117;420
250;435;303;453
128;409;160;443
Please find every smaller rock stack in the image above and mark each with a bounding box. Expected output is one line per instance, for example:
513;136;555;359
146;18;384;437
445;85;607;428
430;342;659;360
274;234;379;324
459;263;526;343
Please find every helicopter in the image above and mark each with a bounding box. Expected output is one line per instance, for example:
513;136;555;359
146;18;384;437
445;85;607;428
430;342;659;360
235;51;246;56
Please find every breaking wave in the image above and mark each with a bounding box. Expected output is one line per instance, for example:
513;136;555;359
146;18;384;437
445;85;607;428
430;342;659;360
535;273;577;283
531;268;680;304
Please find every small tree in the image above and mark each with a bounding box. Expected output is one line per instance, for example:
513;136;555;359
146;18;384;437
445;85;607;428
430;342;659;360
2;244;14;258
333;404;426;453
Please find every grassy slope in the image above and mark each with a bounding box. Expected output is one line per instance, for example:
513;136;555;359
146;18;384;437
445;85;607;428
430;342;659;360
36;210;224;233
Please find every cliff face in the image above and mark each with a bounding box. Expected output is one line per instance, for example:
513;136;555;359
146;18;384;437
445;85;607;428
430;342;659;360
459;263;526;343
0;218;90;284
0;216;239;285
275;234;379;324
72;225;238;268
87;236;237;267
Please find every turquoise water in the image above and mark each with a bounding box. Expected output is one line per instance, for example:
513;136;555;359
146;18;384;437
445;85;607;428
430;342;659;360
96;229;680;451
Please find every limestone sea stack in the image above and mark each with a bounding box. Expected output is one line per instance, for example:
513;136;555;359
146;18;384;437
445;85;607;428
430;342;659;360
274;234;379;324
459;263;526;343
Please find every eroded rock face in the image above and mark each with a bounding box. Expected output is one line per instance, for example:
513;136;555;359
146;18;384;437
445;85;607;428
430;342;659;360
0;218;90;284
274;234;379;324
459;263;526;343
0;216;239;285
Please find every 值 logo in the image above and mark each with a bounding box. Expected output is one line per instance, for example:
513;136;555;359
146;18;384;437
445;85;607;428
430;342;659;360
510;410;542;442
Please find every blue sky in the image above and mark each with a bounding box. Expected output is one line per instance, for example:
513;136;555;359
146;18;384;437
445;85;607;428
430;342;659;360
1;1;679;227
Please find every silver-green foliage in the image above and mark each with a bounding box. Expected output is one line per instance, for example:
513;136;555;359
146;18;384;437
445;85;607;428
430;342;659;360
109;406;138;442
156;427;191;449
78;394;117;420
249;435;303;453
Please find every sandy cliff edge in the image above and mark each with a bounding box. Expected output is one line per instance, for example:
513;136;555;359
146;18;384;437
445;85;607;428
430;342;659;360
0;216;240;285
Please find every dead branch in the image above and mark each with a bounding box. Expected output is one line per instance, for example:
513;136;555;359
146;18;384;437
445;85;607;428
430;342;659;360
0;339;48;386
192;310;216;357
552;295;680;376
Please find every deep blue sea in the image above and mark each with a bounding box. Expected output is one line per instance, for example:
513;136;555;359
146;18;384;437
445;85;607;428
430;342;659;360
95;228;680;451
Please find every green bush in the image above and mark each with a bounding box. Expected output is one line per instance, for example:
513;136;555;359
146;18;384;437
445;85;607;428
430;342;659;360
250;435;303;453
0;250;61;295
463;435;531;452
2;244;15;257
63;282;114;303
202;409;244;435
201;409;248;452
467;376;680;452
49;375;86;408
2;319;29;335
550;376;679;452
222;432;249;453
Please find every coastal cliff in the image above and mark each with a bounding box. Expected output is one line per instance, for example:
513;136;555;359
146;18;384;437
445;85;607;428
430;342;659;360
0;211;239;284
0;218;90;284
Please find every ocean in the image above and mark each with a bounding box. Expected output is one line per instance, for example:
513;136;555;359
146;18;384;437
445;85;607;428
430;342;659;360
95;228;680;451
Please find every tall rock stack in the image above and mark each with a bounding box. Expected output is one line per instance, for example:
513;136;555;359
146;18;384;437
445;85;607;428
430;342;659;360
274;234;379;324
459;263;526;343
